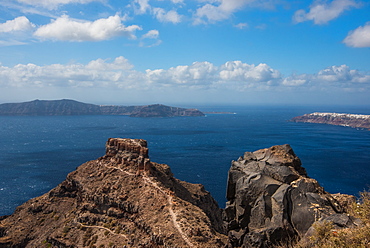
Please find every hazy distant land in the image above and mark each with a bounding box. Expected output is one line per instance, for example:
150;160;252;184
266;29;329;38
0;99;205;117
291;112;370;130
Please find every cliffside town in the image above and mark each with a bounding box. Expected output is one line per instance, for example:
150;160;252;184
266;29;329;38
291;112;370;130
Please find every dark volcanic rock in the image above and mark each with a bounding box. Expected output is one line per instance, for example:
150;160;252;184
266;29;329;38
0;99;205;117
224;144;356;248
291;112;370;130
0;138;226;247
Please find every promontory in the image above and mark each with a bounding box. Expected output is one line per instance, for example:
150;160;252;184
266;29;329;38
0;138;363;247
291;112;370;130
0;99;205;117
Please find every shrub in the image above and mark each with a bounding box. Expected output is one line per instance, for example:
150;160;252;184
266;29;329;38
350;191;370;224
301;191;370;248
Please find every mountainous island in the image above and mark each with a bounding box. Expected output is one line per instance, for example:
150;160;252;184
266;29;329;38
0;138;362;247
291;112;370;130
0;99;205;117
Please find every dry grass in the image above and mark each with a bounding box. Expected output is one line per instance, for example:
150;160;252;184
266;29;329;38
296;191;370;248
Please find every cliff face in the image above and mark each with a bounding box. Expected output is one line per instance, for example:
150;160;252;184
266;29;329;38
224;145;358;247
0;99;101;116
291;112;370;130
0;138;226;248
0;100;205;117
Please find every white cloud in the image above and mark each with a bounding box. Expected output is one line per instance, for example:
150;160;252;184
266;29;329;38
33;15;142;41
86;56;134;70
343;22;370;47
153;8;182;23
140;30;161;47
142;30;159;39
194;3;230;24
217;61;281;90
0;40;28;46
0;58;369;93
0;16;36;46
234;22;248;29
219;61;281;84
282;74;310;86
131;1;183;24
0;56;137;88
133;0;151;14
316;64;367;83
146;61;218;87
194;0;277;24
16;0;101;10
293;0;360;25
0;16;35;33
0;1;58;19
282;65;370;89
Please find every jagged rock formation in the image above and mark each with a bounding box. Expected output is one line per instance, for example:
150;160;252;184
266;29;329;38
0;138;226;247
291;112;370;130
0;99;205;117
224;144;358;248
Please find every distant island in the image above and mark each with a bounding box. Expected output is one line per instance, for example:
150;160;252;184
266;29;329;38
0;99;205;117
291;112;370;130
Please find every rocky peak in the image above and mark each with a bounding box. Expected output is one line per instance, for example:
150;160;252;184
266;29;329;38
105;138;152;174
105;138;149;158
0;138;226;247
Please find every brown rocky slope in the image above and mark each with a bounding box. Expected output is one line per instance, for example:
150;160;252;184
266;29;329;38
0;140;360;248
0;138;226;248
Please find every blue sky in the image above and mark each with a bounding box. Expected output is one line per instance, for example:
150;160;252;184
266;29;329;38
0;0;369;106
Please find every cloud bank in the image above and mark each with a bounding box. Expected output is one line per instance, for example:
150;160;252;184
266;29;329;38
1;57;369;92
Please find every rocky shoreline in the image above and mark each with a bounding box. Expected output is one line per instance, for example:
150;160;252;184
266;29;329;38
291;112;370;130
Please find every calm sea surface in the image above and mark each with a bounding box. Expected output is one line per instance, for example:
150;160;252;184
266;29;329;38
1;105;370;216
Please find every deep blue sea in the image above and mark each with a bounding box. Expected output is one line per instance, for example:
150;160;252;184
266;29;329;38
1;105;370;216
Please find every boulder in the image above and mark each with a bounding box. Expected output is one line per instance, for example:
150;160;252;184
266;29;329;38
224;144;356;247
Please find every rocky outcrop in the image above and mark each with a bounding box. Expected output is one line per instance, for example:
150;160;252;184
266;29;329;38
224;144;357;248
291;112;370;130
0;138;226;247
0;139;362;248
0;99;205;117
